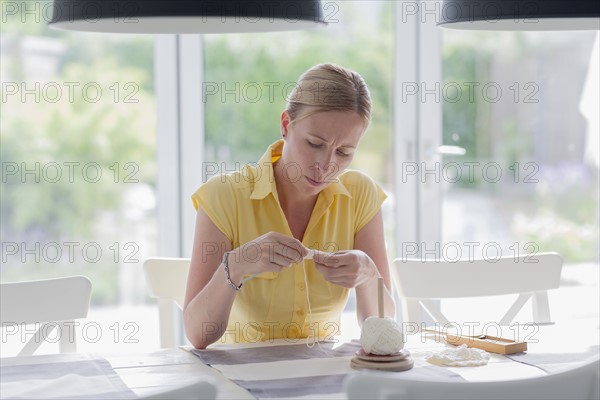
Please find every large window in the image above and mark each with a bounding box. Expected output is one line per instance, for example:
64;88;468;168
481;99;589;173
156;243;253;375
436;30;599;324
441;30;598;263
1;0;158;354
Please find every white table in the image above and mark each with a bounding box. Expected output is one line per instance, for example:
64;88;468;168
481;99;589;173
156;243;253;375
0;348;251;399
1;321;598;399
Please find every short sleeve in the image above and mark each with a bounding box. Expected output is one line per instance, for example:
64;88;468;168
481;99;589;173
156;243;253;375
346;171;388;234
191;175;237;243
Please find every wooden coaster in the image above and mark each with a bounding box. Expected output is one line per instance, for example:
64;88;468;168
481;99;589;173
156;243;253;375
355;348;411;362
351;356;414;372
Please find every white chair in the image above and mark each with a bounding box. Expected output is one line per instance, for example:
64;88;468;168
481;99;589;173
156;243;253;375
391;252;563;326
0;276;92;356
143;257;190;348
344;357;600;399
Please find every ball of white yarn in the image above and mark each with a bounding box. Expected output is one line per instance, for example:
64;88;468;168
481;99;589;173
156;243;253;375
360;316;405;355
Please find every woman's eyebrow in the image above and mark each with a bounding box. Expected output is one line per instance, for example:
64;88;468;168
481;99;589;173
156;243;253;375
307;133;356;148
307;133;327;142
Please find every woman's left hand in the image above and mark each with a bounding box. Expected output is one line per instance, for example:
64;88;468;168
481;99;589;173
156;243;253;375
312;249;379;288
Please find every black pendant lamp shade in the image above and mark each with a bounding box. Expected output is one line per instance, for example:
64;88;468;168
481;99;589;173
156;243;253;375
48;0;327;34
439;0;600;30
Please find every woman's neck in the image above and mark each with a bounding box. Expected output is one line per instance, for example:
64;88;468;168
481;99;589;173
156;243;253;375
273;160;317;213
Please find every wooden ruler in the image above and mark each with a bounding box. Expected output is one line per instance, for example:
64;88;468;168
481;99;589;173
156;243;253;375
423;329;527;354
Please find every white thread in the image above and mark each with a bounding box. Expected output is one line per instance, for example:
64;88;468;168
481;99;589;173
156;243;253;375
302;261;316;347
302;257;327;352
240;272;261;285
244;248;312;285
304;249;315;260
360;316;405;355
243;249;324;350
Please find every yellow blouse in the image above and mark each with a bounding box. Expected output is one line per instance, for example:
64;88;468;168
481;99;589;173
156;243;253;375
191;139;387;343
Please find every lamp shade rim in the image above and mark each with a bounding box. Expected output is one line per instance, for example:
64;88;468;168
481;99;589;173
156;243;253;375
48;16;328;34
438;16;600;31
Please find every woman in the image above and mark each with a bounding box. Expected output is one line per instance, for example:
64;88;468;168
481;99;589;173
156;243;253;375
184;63;395;349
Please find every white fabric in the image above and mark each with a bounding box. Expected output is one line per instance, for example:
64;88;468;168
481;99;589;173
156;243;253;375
212;357;356;381
360;317;404;355
0;355;134;400
1;374;125;399
425;344;490;367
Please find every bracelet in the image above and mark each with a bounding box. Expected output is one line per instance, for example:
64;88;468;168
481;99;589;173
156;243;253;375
223;251;243;292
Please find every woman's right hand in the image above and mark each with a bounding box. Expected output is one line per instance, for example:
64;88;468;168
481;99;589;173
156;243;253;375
226;232;307;281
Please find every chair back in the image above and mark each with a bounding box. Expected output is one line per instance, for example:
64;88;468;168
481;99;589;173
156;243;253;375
345;357;600;399
391;252;563;326
0;276;92;356
143;257;190;348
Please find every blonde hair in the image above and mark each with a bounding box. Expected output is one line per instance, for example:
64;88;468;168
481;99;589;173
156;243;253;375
286;63;372;129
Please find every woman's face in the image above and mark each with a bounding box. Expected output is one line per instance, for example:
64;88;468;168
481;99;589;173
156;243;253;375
279;109;365;195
